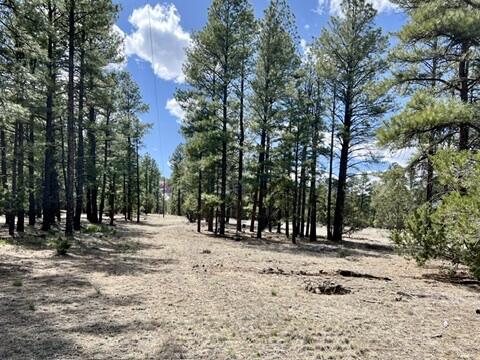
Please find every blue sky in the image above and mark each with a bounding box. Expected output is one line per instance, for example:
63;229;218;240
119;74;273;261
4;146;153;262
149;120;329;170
114;0;407;177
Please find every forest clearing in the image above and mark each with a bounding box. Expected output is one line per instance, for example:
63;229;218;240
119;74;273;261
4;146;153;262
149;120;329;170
1;214;479;360
3;0;480;358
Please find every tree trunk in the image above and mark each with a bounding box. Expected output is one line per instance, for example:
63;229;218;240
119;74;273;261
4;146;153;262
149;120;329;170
292;132;300;244
458;41;470;151
136;139;140;223
86;102;98;223
1;127;8;226
109;172;116;226
99;110;111;223
16;121;24;232
28;118;35;226
299;145;307;237
326;88;336;240
65;0;75;236
250;188;258;233
309;83;320;242
219;80;228;236
236;66;245;233
42;2;58;231
74;35;85;230
162;177;166;217
197;169;202;232
127;136;132;221
257;129;267;239
332;92;352;242
177;187;181;216
10;123;18;236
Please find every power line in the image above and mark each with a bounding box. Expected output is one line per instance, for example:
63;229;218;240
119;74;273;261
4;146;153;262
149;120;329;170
147;3;166;177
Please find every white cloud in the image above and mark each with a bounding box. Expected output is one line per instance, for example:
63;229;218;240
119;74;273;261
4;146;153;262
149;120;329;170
166;98;185;123
381;147;416;167
304;24;311;30
105;25;128;72
300;38;316;64
300;39;309;54
316;0;397;16
125;3;191;83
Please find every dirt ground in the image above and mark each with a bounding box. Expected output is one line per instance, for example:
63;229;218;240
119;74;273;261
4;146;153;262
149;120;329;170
1;215;479;360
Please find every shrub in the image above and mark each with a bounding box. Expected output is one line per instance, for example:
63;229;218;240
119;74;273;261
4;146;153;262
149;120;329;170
393;150;480;279
54;237;71;256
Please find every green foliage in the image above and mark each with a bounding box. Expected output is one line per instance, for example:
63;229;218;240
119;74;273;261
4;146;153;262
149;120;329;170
392;204;444;264
12;278;23;287
372;165;414;229
393;150;480;279
378;92;477;148
54;237;71;256
82;224;113;234
343;174;374;233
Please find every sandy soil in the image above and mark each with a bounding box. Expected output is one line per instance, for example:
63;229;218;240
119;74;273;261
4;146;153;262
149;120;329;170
0;215;479;360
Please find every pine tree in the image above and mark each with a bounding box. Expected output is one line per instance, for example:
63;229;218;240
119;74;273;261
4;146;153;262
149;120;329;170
317;0;390;241
251;0;298;239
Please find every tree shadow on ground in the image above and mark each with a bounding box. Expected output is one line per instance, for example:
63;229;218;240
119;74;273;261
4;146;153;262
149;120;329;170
0;268;158;359
422;272;480;293
0;274;90;359
203;224;394;260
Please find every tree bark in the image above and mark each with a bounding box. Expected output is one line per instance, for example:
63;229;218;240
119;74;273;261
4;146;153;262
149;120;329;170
136;139;141;223
326;88;336;240
42;1;58;231
256;128;267;239
458;41;470;151
236;67;245;232
299;145;307;237
250;188;258;233
74;34;86;230
28;118;35;226
86;102;98;223
332;88;352;242
99;109;111;223
109;172;116;226
1;127;8;226
9;123;18;236
219;82;228;235
65;0;76;236
292;130;300;244
127;136;132;221
16;120;24;232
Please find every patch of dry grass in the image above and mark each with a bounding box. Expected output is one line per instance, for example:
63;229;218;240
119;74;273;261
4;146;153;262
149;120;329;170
0;215;479;359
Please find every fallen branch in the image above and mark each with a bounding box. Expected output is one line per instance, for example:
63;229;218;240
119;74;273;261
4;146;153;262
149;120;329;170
261;267;327;277
305;280;351;295
338;270;392;281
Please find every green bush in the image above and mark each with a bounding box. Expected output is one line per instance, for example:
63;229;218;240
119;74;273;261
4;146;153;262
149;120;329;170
54;237;71;256
392;204;446;264
393;150;480;279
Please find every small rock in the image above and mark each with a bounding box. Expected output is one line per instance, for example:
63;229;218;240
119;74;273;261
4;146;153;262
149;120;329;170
476;309;480;315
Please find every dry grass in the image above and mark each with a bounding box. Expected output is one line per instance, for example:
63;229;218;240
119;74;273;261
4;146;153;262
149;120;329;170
0;215;479;359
